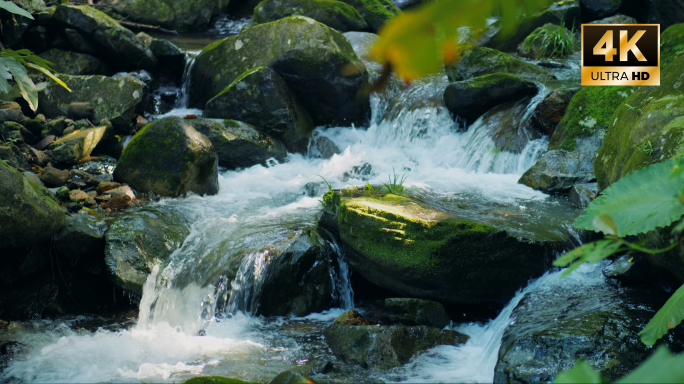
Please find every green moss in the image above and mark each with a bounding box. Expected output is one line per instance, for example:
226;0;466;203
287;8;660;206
661;23;684;68
253;0;368;31
338;0;399;32
208;67;266;104
337;194;497;275
446;45;554;82
549;86;629;151
183;376;258;384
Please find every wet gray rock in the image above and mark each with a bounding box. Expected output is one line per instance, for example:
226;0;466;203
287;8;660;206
54;4;157;69
494;282;684;383
308;131;341;159
384;298;450;328
187;119;287;169
444;73;538;124
530;88;579;136
325;324;469;370
0;160;65;249
105;207;190;295
204;66;315;154
568;182;598;209
54;213;107;259
446;46;555;82
518;150;596;194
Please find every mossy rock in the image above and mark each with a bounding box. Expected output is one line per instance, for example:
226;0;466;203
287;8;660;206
54;4;157;69
384;297;450;328
660;23;684;70
484;0;581;52
187;118;287;169
113;116;219;198
337;0;399;32
579;0;622;20
38;48;112;76
107;0;230;32
38;74;144;133
190;16;370;127
519;86;631;193
324;324;469;370
322;191;560;305
0;159;65;249
204;66;314;153
49;126;107;165
443;73;538;124
149;38;186;75
253;0;369;32
494;283;684;383
105;206;190;295
446;46;555;82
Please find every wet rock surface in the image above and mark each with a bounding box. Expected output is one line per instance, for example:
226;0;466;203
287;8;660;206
446;46;555;82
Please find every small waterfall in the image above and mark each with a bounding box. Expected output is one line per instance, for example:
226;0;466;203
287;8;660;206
176;54;197;109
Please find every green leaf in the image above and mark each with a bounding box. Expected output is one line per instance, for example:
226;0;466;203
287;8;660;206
0;0;34;20
616;346;684;383
575;157;684;237
1;56;37;112
638;284;684;345
25;63;70;92
553;361;604;384
553;240;625;277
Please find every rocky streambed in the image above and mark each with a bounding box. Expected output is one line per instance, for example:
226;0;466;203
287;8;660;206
2;0;684;383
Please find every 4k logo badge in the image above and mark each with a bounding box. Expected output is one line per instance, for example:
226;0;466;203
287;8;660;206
582;24;660;86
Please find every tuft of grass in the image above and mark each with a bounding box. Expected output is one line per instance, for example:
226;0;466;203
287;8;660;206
318;175;335;209
383;168;408;194
524;16;575;58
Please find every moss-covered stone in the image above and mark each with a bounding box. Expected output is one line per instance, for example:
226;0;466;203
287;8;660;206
444;73;538;123
38;49;112;76
484;0;581;52
446;46;555;82
337;0;399;32
49;126;107;165
324;324;468;370
205;67;314;153
190;16;370;127
322;192;558;305
660;23;684;71
38;74;144;133
253;0;368;32
105;206;190;295
187;118;288;169
114;117;219;198
107;0;230;32
0;159;65;249
54;4;157;69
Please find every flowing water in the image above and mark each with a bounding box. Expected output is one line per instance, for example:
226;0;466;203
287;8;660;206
1;50;590;383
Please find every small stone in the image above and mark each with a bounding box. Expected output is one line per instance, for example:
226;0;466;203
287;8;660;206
96;181;121;194
40;166;69;187
102;194;132;210
103;185;136;200
334;310;370;326
67;102;94;120
0;145;13;161
62;126;75;136
568;183;599;210
0;101;21;110
55;186;70;201
135;115;148;128
36;114;46;124
69;189;88;201
34;135;56;150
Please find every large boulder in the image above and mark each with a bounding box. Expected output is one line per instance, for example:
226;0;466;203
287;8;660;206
324;324;469;370
49;126;107;165
0;159;65;249
494;281;684;383
38;74;144;133
113;117;219;198
484;0;581;52
446;46;555;82
204;67;315;153
105;207;190;295
53;4;157;69
253;0;369;32
187;118;288;169
321;191;567;305
444;73;538;124
107;0;230;32
190;16;370;127
519;86;630;193
38;49;112;76
579;0;622;20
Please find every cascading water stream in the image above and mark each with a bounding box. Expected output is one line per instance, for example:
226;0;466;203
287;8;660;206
1;80;588;383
